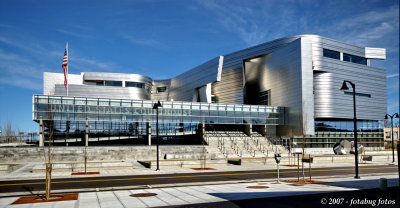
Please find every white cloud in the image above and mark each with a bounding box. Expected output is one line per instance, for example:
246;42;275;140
0;49;29;63
0;75;42;91
0;49;45;91
56;29;93;39
0;35;124;91
326;5;399;47
121;33;161;47
387;73;399;78
195;0;269;46
72;56;120;72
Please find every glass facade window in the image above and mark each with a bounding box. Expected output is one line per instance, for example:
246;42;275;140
323;48;340;60
33;95;284;126
105;80;122;87
315;120;383;132
343;53;367;65
156;87;167;93
126;81;144;88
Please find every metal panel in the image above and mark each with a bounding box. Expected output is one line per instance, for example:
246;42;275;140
168;56;222;102
365;47;386;59
55;84;151;100
243;38;307;136
212;68;243;104
83;72;152;83
43;72;82;95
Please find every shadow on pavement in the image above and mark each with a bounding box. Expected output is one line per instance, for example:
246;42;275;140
163;187;399;208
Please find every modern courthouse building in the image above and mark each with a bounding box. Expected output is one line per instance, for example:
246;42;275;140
33;35;387;149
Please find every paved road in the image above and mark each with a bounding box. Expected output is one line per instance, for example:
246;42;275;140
0;165;397;194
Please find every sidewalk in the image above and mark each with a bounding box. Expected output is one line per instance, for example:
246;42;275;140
0;161;394;181
0;173;398;208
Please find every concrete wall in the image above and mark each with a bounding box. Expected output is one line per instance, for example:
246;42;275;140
0;146;206;163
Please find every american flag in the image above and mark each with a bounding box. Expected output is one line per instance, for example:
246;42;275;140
62;43;68;88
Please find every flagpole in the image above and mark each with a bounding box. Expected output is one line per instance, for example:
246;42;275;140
66;42;69;97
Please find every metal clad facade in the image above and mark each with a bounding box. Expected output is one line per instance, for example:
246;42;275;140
312;36;387;121
168;56;221;102
212;68;243;104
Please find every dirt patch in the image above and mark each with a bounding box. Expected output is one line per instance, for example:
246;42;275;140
71;171;100;175
130;193;157;197
12;193;78;205
191;168;216;170
246;186;269;189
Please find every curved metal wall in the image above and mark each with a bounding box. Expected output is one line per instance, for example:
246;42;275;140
168;56;222;102
151;79;171;101
212;68;243;104
54;72;153;100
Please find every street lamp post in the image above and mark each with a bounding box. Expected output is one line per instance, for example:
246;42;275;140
153;101;162;171
385;113;399;163
340;80;360;179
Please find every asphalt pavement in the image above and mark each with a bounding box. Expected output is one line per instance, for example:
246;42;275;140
0;165;397;194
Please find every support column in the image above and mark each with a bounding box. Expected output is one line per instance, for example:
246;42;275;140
39;119;44;147
259;124;267;136
245;124;252;136
146;121;151;146
85;119;89;147
200;122;205;137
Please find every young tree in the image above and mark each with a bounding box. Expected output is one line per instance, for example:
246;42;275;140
5;121;16;143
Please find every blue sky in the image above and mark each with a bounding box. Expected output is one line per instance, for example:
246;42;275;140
0;0;398;132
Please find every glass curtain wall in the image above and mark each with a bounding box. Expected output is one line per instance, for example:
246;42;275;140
33;95;285;142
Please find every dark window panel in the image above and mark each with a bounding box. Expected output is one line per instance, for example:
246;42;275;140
323;48;340;60
104;80;122;87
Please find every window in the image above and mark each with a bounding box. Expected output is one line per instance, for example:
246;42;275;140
323;48;340;60
96;81;104;86
257;90;271;105
211;95;217;103
126;82;144;88
343;53;367;65
104;80;122;87
386;132;390;138
156;87;167;93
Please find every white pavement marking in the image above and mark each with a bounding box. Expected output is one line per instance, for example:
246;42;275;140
77;192;100;208
151;188;188;206
113;190;143;208
97;191;124;208
132;189;168;208
166;187;209;204
126;190;149;208
127;189;164;207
